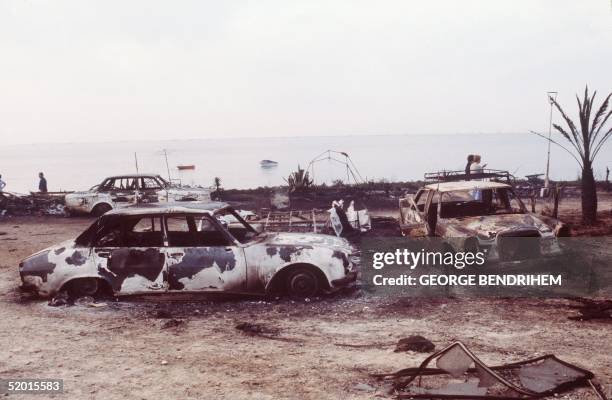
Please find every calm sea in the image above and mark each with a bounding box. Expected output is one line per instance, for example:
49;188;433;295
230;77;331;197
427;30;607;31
2;134;610;193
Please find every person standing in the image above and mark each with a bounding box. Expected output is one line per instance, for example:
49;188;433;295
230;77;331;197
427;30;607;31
470;154;485;176
38;172;48;193
0;174;6;192
464;155;474;180
470;155;484;201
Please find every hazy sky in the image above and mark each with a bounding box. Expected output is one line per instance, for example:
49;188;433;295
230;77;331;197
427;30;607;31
1;0;611;145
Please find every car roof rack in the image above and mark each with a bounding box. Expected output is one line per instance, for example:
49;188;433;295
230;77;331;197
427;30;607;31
424;169;513;183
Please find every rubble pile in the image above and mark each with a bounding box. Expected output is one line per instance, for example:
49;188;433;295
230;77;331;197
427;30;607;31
0;192;67;217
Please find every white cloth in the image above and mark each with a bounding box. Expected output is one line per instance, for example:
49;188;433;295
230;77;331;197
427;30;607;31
470;162;483;174
0;179;6;191
469;163;483;200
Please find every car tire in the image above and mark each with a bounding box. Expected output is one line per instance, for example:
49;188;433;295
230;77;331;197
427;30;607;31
285;267;320;298
64;278;99;298
91;203;112;217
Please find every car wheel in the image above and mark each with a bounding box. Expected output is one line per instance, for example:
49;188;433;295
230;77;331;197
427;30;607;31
65;278;99;298
91;203;112;217
286;268;319;298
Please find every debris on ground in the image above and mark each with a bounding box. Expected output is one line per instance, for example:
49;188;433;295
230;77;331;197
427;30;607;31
74;296;95;306
372;341;608;399
329;199;371;237
352;383;376;392
568;298;612;321
333;341;395;349
0;191;68;216
161;319;185;329
253;199;371;237
48;291;72;307
235;322;280;337
394;335;435;353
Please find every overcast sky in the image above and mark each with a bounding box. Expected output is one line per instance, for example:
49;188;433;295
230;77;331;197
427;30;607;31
1;0;611;145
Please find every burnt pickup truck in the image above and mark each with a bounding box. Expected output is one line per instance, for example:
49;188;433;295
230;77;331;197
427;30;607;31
64;174;211;216
20;206;358;298
399;181;565;262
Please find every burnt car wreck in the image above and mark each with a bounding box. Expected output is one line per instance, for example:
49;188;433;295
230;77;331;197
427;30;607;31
399;180;565;262
64;174;212;216
19;206;358;298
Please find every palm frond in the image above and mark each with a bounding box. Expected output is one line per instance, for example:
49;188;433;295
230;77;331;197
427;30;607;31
529;130;583;168
552;123;584;159
591;127;612;162
551;98;584;157
591;93;612;144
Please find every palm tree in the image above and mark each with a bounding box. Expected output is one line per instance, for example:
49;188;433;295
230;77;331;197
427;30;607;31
533;86;612;225
284;165;313;193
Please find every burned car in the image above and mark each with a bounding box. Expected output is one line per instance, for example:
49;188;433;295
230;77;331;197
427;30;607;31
20;206;358;298
64;174;211;216
399;181;565;262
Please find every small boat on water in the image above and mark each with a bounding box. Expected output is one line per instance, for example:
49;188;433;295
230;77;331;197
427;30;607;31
260;160;279;168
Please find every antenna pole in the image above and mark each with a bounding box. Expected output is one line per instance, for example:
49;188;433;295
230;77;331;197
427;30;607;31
544;91;557;190
134;152;139;174
163;149;172;182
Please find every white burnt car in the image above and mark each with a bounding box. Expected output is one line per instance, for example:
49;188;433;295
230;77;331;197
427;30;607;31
19;206;358;298
64;174;211;216
399;181;565;262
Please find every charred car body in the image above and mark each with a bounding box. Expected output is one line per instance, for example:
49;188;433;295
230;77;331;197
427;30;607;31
64;174;211;216
20;206;358;298
399;181;564;262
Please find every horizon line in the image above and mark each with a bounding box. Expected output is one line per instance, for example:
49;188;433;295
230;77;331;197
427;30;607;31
4;131;533;147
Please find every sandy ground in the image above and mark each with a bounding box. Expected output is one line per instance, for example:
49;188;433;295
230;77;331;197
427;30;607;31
1;208;611;399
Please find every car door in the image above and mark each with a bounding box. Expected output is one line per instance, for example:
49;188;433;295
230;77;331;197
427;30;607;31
163;214;247;292
399;189;430;236
140;176;164;203
100;177;138;205
93;215;166;294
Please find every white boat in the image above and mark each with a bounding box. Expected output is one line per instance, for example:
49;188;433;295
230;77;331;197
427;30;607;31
260;159;279;168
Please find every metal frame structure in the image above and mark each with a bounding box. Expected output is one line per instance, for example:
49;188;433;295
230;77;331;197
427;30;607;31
307;150;364;185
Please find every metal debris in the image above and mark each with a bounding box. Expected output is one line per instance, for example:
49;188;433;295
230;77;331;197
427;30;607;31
373;341;608;399
0;191;67;216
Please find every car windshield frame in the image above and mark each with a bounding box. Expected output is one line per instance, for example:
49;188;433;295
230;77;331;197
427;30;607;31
438;187;527;219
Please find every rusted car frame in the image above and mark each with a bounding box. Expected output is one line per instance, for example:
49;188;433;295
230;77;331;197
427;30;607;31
64;174;212;216
399;181;564;261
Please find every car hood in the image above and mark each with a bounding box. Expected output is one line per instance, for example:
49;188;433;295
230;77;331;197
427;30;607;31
66;191;95;197
21;239;78;263
259;232;353;252
444;213;555;238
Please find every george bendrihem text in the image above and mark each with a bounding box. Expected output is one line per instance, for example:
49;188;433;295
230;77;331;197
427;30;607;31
372;274;563;287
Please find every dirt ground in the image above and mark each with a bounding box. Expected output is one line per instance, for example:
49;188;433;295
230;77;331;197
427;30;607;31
1;201;611;399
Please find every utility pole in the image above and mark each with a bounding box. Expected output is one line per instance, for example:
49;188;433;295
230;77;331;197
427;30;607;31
544;91;558;193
